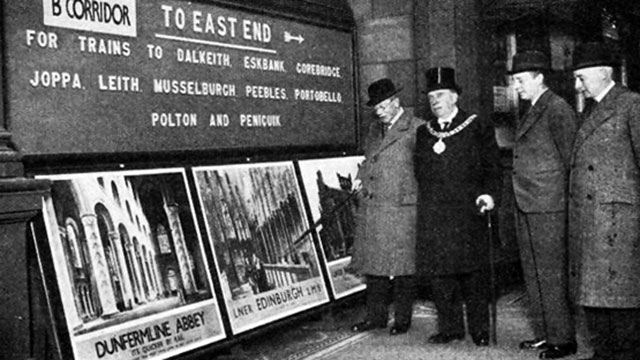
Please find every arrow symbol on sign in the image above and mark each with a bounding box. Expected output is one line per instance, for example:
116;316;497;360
284;31;304;44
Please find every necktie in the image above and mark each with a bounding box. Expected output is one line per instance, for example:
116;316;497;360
439;121;450;130
582;99;597;119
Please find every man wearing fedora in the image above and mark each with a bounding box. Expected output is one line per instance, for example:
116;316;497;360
569;42;640;360
509;50;578;359
414;67;501;346
350;78;425;335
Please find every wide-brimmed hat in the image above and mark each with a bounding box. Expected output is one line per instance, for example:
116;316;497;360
509;50;550;74
423;67;462;94
366;78;403;107
573;42;619;71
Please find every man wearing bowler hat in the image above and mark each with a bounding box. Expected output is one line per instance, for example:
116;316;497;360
509;50;578;359
569;42;640;360
350;78;425;335
414;67;501;346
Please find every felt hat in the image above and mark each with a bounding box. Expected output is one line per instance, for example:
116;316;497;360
509;50;550;74
573;42;619;71
366;78;403;107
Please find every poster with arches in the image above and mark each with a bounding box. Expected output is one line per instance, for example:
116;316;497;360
37;168;225;360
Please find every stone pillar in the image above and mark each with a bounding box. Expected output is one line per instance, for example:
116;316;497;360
164;203;196;295
414;0;487;115
80;214;119;317
351;0;417;142
109;231;134;309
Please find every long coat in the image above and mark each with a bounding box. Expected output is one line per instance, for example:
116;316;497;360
350;110;425;276
569;85;640;308
414;110;501;275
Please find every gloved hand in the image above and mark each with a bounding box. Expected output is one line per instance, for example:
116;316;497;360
475;194;494;214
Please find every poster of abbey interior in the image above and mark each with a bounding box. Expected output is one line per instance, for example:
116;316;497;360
38;168;225;360
192;162;329;334
297;156;366;299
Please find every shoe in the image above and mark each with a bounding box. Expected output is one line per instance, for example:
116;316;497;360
472;332;490;346
539;342;577;359
389;323;409;335
427;332;465;344
351;320;385;332
520;338;549;350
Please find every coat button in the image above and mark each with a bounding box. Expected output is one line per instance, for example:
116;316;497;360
588;165;594;171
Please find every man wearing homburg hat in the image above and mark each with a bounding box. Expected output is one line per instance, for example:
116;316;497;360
509;50;578;359
350;78;425;335
569;42;640;360
414;67;501;346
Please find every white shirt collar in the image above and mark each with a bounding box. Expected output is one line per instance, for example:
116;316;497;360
594;81;615;103
438;107;459;124
387;108;404;129
531;88;547;106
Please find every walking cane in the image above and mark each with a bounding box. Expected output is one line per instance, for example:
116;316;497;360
487;210;498;345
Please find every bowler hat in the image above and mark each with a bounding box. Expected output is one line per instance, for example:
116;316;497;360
423;67;462;94
573;42;619;71
509;50;550;74
366;78;403;107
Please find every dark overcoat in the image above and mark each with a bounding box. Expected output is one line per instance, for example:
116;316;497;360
350;110;425;276
569;85;640;308
414;110;501;275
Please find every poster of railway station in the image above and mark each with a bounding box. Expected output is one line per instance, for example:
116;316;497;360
297;156;366;299
192;162;329;334
38;168;224;360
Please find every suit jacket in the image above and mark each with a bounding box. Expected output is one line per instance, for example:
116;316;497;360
513;90;578;213
414;110;501;275
568;85;640;308
350;110;425;276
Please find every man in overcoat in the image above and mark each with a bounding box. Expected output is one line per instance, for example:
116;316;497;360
350;78;425;335
569;42;640;360
414;67;501;346
509;50;578;359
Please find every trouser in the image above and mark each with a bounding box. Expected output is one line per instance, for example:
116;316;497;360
516;209;576;344
431;270;489;335
364;274;416;327
584;306;640;360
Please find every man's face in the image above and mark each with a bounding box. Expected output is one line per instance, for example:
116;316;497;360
373;97;399;124
428;89;458;119
512;71;543;100
573;67;609;99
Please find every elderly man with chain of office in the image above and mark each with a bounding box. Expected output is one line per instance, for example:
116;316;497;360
569;42;640;360
414;67;501;347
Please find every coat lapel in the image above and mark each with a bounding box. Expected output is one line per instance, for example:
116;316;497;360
516;91;551;139
572;86;622;158
373;111;411;157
